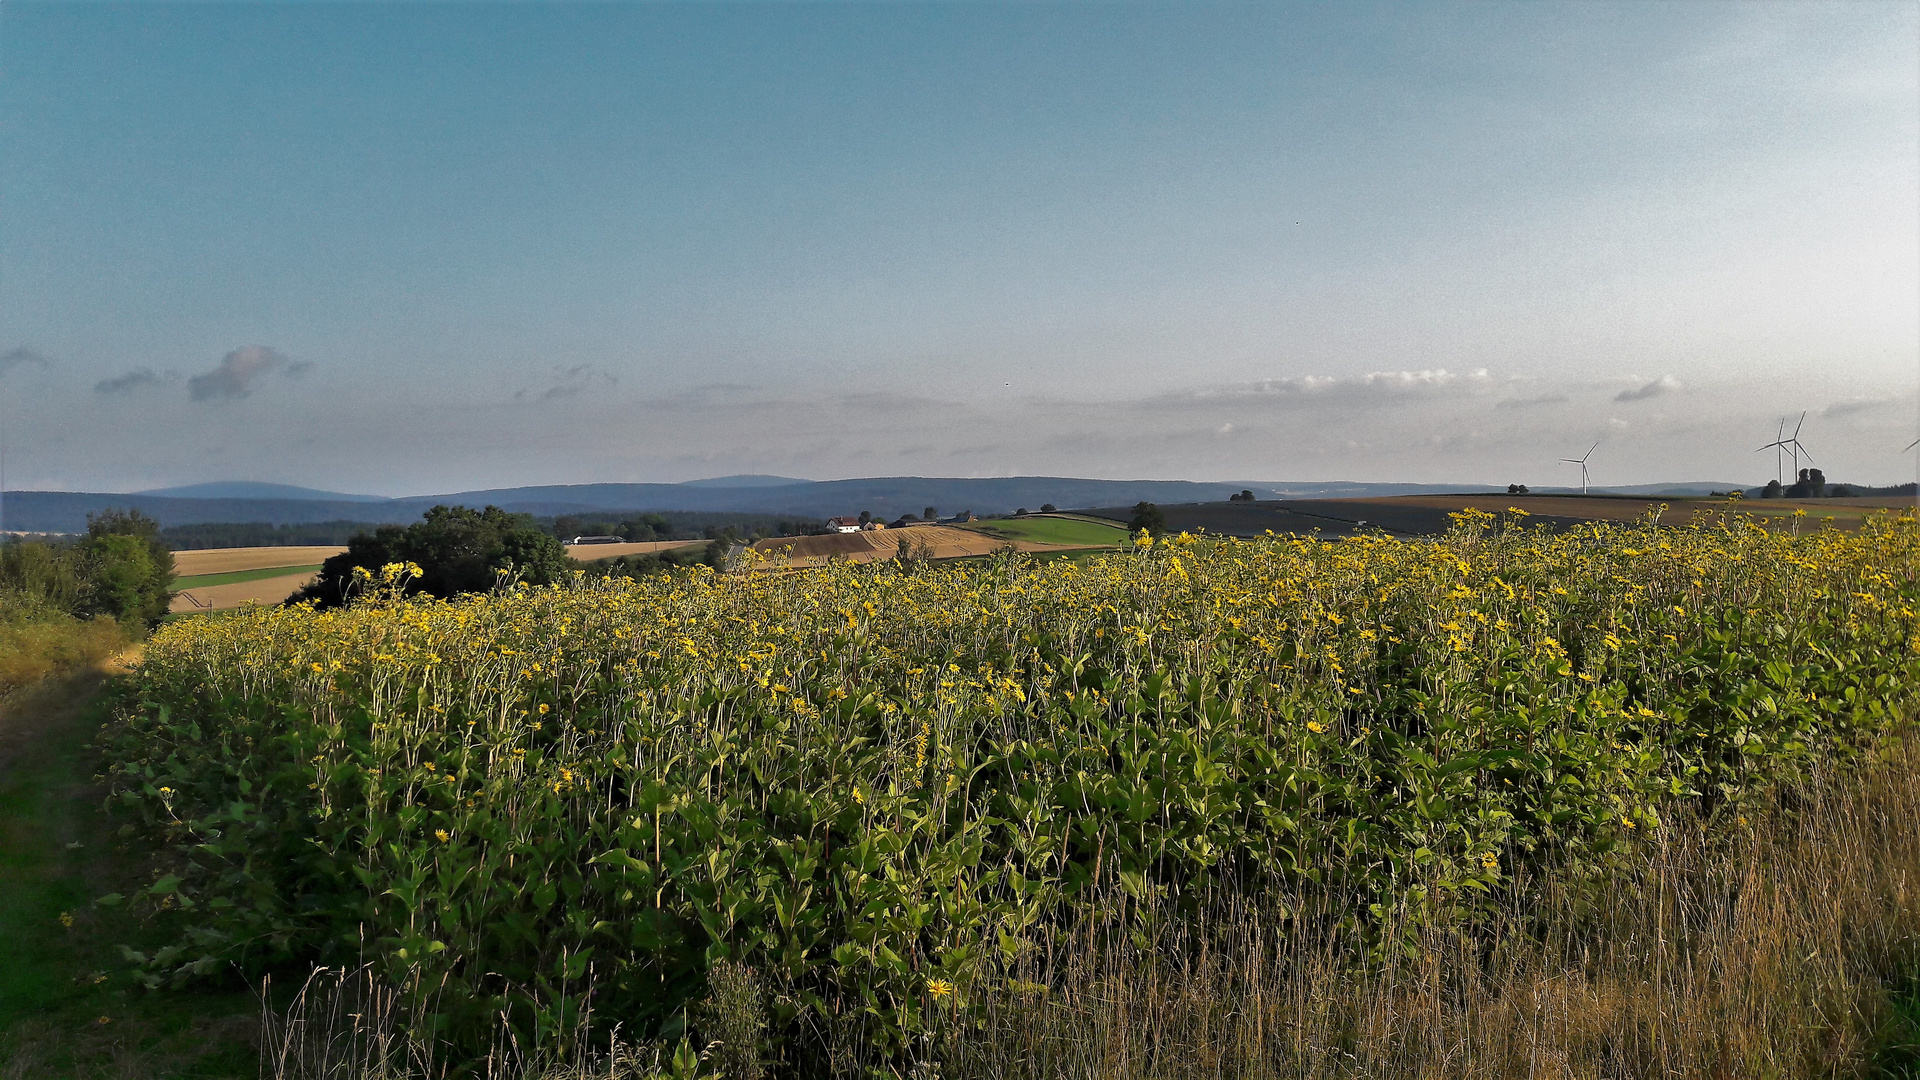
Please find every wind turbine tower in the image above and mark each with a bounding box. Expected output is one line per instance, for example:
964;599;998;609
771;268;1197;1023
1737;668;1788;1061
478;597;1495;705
1560;441;1598;495
1783;411;1813;479
1756;418;1788;487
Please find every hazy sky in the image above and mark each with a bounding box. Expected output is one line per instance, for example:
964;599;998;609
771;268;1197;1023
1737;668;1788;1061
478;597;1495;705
2;1;1915;495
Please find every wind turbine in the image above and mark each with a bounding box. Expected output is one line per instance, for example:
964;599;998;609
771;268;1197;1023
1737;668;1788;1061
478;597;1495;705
1560;441;1598;495
1756;417;1788;487
1782;411;1814;479
1906;437;1920;508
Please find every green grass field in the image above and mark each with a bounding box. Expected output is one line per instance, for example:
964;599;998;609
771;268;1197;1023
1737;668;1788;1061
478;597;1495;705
962;514;1128;547
172;564;323;591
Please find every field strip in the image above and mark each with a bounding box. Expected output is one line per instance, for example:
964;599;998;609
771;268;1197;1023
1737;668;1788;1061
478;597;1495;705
175;564;324;590
171;546;347;577
170;570;317;613
565;540;709;561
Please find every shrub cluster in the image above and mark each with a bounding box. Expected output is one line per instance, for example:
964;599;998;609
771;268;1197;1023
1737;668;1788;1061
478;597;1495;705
0;509;172;691
105;511;1920;1067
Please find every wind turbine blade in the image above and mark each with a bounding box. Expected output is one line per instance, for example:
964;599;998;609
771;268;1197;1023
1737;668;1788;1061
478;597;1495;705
1793;411;1805;438
1906;437;1920;452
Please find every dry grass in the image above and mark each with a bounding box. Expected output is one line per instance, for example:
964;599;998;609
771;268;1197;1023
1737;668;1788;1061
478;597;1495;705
0;615;125;697
951;737;1920;1080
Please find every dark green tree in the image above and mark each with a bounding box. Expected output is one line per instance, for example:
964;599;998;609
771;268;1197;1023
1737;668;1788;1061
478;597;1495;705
294;505;570;608
1127;501;1166;536
80;509;174;626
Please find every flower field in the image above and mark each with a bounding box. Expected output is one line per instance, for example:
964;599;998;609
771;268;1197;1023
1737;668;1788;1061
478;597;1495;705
106;510;1920;1069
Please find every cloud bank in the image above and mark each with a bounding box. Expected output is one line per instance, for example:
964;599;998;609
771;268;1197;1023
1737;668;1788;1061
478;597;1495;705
517;363;618;402
94;368;171;395
0;347;50;378
1615;376;1683;403
189;345;293;402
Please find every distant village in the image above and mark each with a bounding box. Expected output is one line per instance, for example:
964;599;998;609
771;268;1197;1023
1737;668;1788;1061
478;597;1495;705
825;509;976;533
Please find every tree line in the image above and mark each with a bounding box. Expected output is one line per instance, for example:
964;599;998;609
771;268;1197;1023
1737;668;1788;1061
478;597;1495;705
0;509;176;628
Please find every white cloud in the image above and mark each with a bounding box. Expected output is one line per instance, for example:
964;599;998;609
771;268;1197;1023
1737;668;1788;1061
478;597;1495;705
1615;376;1683;402
189;345;293;402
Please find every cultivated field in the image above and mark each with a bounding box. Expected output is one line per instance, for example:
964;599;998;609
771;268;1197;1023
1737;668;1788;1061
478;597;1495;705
963;513;1129;548
170;570;323;614
1087;493;1918;539
750;523;1095;567
170;545;346;577
165;542;714;611
562;540;708;561
104;511;1920;1075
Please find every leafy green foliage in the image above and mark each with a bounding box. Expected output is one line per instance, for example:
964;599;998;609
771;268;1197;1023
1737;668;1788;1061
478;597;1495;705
294;505;569;607
1126;502;1166;536
102;512;1920;1068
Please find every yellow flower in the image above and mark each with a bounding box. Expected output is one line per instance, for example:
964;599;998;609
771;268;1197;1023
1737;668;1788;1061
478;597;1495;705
1307;720;1326;734
927;978;954;998
435;829;450;842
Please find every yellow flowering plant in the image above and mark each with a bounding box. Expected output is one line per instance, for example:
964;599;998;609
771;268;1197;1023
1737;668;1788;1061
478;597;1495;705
103;511;1920;1063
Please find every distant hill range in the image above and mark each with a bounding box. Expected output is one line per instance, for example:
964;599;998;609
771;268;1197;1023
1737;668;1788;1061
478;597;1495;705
133;481;394;503
0;475;1796;533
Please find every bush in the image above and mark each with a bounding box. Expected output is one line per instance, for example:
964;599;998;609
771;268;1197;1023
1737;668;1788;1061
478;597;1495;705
0;598;124;694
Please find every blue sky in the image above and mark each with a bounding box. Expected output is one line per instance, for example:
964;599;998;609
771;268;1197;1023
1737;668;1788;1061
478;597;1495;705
2;1;1915;494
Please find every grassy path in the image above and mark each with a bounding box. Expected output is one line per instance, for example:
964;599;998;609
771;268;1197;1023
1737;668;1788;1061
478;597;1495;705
0;659;255;1078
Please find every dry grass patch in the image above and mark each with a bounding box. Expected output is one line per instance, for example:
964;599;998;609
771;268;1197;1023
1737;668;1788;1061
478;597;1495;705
953;738;1920;1080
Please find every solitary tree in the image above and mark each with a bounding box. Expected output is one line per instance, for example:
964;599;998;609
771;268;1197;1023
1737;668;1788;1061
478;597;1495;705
923;507;938;521
1039;503;1057;513
294;505;569;608
1127;501;1166;536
